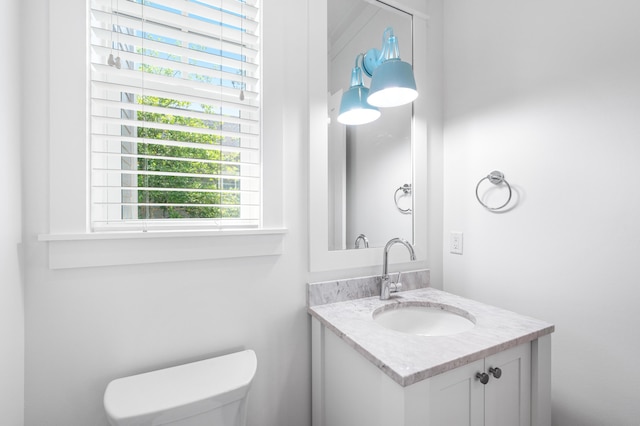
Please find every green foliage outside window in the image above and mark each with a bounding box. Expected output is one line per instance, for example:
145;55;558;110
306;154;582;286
134;95;241;219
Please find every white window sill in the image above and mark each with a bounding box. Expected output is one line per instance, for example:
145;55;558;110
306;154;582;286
38;228;287;269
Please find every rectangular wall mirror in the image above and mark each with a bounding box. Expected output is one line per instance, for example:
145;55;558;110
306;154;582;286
328;0;413;251
309;0;428;271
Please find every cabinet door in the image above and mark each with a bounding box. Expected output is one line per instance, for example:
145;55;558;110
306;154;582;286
484;343;532;426
428;359;485;426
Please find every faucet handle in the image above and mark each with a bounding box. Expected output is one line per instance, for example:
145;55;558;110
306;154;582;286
390;272;402;292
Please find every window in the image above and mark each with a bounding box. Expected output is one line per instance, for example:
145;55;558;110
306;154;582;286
43;0;285;268
89;0;261;231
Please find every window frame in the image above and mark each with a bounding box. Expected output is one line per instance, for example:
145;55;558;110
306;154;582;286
41;0;286;269
88;0;263;231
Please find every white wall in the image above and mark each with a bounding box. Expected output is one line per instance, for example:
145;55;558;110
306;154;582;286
22;1;310;425
0;0;25;424
443;0;640;424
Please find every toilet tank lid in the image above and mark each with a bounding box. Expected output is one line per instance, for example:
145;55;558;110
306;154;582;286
104;349;257;424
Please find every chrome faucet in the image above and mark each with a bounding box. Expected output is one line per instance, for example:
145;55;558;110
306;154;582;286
354;234;369;249
380;237;416;300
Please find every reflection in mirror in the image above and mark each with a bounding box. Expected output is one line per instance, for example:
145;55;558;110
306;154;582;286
327;0;413;251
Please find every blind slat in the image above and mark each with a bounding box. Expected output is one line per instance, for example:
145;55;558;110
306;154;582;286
91;81;258;115
91;0;259;45
89;30;260;75
94;185;258;194
95;202;258;208
93;152;258;171
158;0;260;21
93;168;260;181
91;98;258;128
89;19;259;74
91;63;259;106
92;0;260;24
92;152;259;167
89;32;260;77
90;220;260;226
91;135;260;154
90;25;259;61
91;115;259;141
146;0;259;32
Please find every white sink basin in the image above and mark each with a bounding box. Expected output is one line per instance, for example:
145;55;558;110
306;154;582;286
373;303;475;336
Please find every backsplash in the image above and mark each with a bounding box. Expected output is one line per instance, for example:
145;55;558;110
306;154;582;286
307;269;430;307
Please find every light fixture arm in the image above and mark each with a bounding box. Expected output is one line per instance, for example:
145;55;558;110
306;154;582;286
362;27;398;77
350;53;366;87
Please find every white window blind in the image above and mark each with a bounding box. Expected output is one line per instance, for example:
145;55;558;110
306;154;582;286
89;0;260;231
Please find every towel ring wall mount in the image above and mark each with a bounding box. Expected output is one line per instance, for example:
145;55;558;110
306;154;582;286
394;183;412;214
475;170;512;211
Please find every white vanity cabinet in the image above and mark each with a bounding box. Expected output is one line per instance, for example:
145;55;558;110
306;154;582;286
312;317;551;426
428;342;530;426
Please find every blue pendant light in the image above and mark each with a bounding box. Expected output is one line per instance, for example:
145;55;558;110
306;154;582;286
337;54;381;126
364;27;418;108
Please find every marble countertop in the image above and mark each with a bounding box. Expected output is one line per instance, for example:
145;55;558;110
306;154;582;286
308;287;554;387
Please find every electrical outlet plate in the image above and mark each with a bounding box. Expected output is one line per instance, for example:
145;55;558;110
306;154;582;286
450;232;463;255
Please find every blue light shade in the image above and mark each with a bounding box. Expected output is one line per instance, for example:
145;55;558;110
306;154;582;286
337;55;381;125
367;58;418;108
364;30;418;108
338;85;381;125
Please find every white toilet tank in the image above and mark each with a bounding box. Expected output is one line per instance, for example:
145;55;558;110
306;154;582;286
104;349;257;426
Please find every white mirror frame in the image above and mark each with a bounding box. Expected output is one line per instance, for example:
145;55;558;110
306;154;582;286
309;0;429;272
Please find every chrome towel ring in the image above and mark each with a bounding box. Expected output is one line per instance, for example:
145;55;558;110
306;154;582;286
394;183;412;214
475;171;512;211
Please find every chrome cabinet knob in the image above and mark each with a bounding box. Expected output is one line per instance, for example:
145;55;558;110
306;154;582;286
475;372;490;385
489;367;502;379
